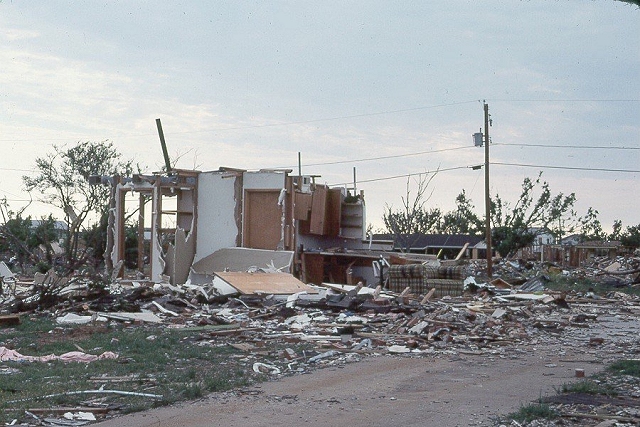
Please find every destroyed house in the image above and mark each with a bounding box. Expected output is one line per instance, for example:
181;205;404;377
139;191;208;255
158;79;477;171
108;168;369;285
541;240;623;267
515;232;623;265
516;227;556;260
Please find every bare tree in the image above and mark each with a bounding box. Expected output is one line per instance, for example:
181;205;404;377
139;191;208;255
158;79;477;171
383;173;441;251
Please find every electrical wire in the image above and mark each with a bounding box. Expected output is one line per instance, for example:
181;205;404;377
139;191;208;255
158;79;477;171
0;100;481;142
329;158;639;187
0;167;36;172
273;141;638;170
165;100;481;134
492;162;640;173
276;145;474;169
329;165;473;186
0;98;637;143
493;143;639;150
488;99;640;103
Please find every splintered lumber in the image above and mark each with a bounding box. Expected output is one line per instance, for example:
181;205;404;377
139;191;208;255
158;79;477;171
454;243;470;260
420;288;437;304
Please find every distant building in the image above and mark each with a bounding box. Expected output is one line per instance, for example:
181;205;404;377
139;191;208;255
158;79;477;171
30;220;67;242
560;234;582;246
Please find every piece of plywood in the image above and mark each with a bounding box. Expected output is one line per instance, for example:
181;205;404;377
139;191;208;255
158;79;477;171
97;311;163;323
294;192;312;220
214;272;318;295
309;186;328;235
326;188;342;237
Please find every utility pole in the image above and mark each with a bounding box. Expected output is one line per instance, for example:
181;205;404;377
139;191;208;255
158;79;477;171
484;102;492;277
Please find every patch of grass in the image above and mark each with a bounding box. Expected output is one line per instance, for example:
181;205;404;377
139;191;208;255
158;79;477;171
186;367;198;381
559;379;617;396
506;400;558;423
545;274;595;291
545;273;640;297
500;358;640;425
180;383;204;400
204;367;255;392
606;359;640;377
0;316;261;424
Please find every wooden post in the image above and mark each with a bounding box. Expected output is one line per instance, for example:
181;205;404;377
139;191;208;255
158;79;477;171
484;102;492;277
156;118;172;174
137;192;146;274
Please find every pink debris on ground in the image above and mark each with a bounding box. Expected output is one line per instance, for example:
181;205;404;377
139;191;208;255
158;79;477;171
0;346;118;363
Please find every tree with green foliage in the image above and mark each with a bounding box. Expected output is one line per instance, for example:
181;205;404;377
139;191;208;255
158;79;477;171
0;200;58;273
620;223;640;249
579;207;606;241
0;210;33;273
607;220;640;249
23;140;138;272
82;214;110;270
490;172;578;257
440;190;483;236
27;215;59;271
617;0;640;7
610;219;624;241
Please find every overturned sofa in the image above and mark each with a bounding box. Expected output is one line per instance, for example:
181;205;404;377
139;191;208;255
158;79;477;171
387;264;467;298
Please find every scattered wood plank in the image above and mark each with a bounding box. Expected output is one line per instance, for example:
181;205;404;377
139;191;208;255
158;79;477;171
0;314;20;327
24;407;110;415
420;288;436;304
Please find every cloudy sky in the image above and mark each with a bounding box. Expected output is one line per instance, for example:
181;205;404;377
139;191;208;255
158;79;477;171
1;1;638;232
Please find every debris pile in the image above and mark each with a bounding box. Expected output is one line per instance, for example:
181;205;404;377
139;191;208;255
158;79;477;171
2;254;640;425
0;263;627;370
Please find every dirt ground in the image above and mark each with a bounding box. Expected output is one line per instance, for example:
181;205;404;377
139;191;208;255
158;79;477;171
93;314;638;427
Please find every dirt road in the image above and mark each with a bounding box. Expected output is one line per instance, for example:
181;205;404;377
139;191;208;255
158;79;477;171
91;312;639;427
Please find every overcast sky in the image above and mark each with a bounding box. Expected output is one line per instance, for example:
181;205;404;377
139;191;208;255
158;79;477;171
1;1;638;233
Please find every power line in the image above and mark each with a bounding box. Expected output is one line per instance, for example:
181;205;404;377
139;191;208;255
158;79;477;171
329;165;473;186
329;158;639;188
170;100;481;134
0;167;36;172
0;199;32;202
279;145;474;169
277;140;639;170
488;99;640;103
3;140;636;179
492;162;640;173
1;98;637;143
494;143;639;150
0;100;481;142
